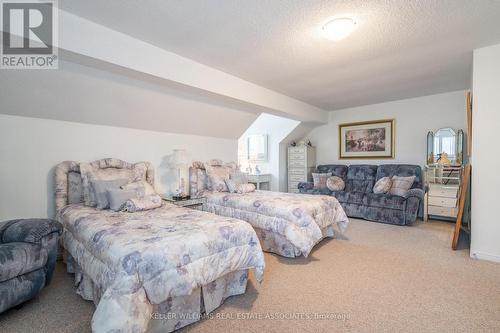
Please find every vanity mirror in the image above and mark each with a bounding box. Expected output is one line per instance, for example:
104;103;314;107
426;127;465;165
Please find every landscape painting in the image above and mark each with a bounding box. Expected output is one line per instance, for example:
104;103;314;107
339;119;395;159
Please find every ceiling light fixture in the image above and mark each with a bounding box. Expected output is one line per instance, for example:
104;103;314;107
322;18;356;41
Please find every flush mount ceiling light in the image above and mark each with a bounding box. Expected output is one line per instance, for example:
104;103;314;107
322;18;356;41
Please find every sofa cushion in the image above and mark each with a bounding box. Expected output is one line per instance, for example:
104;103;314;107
332;191;365;205
363;193;407;210
316;165;348;179
376;164;423;190
0;242;46;283
309;188;332;195
345;165;377;193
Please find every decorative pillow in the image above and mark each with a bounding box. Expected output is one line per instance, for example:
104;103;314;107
326;176;345;191
225;179;238;193
80;162;147;207
205;165;234;192
373;177;392;194
389;175;416;196
121;180;157;196
312;172;332;190
107;189;139;211
236;183;256;194
122;194;162;213
90;178;129;209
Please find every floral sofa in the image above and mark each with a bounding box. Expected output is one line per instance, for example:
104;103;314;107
298;164;425;225
0;218;62;313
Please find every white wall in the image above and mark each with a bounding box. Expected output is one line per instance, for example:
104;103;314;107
470;43;500;263
238;114;299;191
304;91;467;166
0;114;237;220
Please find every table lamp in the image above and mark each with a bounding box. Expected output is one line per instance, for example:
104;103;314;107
170;149;190;200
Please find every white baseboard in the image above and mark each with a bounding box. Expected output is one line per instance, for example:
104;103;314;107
471;251;500;263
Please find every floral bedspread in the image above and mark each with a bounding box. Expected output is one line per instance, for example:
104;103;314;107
58;203;265;332
205;191;349;257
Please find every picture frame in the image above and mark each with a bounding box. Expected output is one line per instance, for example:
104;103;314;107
339;119;395;159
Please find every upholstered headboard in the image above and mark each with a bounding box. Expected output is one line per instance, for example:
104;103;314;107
189;160;238;197
54;158;155;213
189;162;209;198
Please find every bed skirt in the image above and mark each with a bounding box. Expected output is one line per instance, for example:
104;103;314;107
252;226;334;257
64;252;249;332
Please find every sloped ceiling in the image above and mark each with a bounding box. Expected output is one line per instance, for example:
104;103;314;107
0;60;258;139
60;0;500;110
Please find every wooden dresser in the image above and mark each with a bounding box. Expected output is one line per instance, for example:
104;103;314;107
287;146;316;193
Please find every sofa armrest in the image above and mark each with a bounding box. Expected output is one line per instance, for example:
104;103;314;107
298;182;314;192
0;219;62;244
403;188;424;201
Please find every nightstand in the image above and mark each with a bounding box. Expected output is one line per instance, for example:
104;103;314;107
163;196;207;210
247;174;271;190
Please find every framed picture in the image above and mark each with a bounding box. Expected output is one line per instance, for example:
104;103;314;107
339;119;395;159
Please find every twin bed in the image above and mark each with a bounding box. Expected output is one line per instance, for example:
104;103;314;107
54;158;348;333
190;162;349;258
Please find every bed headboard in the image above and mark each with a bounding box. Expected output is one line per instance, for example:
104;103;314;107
189;160;239;197
54;158;155;213
189;161;208;198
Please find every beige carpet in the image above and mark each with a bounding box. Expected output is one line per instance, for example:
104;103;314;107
1;218;499;333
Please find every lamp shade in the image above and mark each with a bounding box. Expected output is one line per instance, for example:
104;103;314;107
169;149;189;167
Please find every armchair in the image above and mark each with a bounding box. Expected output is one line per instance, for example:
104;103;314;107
0;219;62;313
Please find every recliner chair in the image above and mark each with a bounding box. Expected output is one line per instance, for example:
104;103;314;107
0;218;62;313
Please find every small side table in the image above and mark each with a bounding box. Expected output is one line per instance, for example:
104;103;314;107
162;196;207;210
247;174;271;190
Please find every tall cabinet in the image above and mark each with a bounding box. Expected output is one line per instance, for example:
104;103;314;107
287;146;316;193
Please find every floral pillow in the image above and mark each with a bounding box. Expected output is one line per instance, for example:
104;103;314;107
121;194;162;212
205;165;234;192
236;183;256;194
